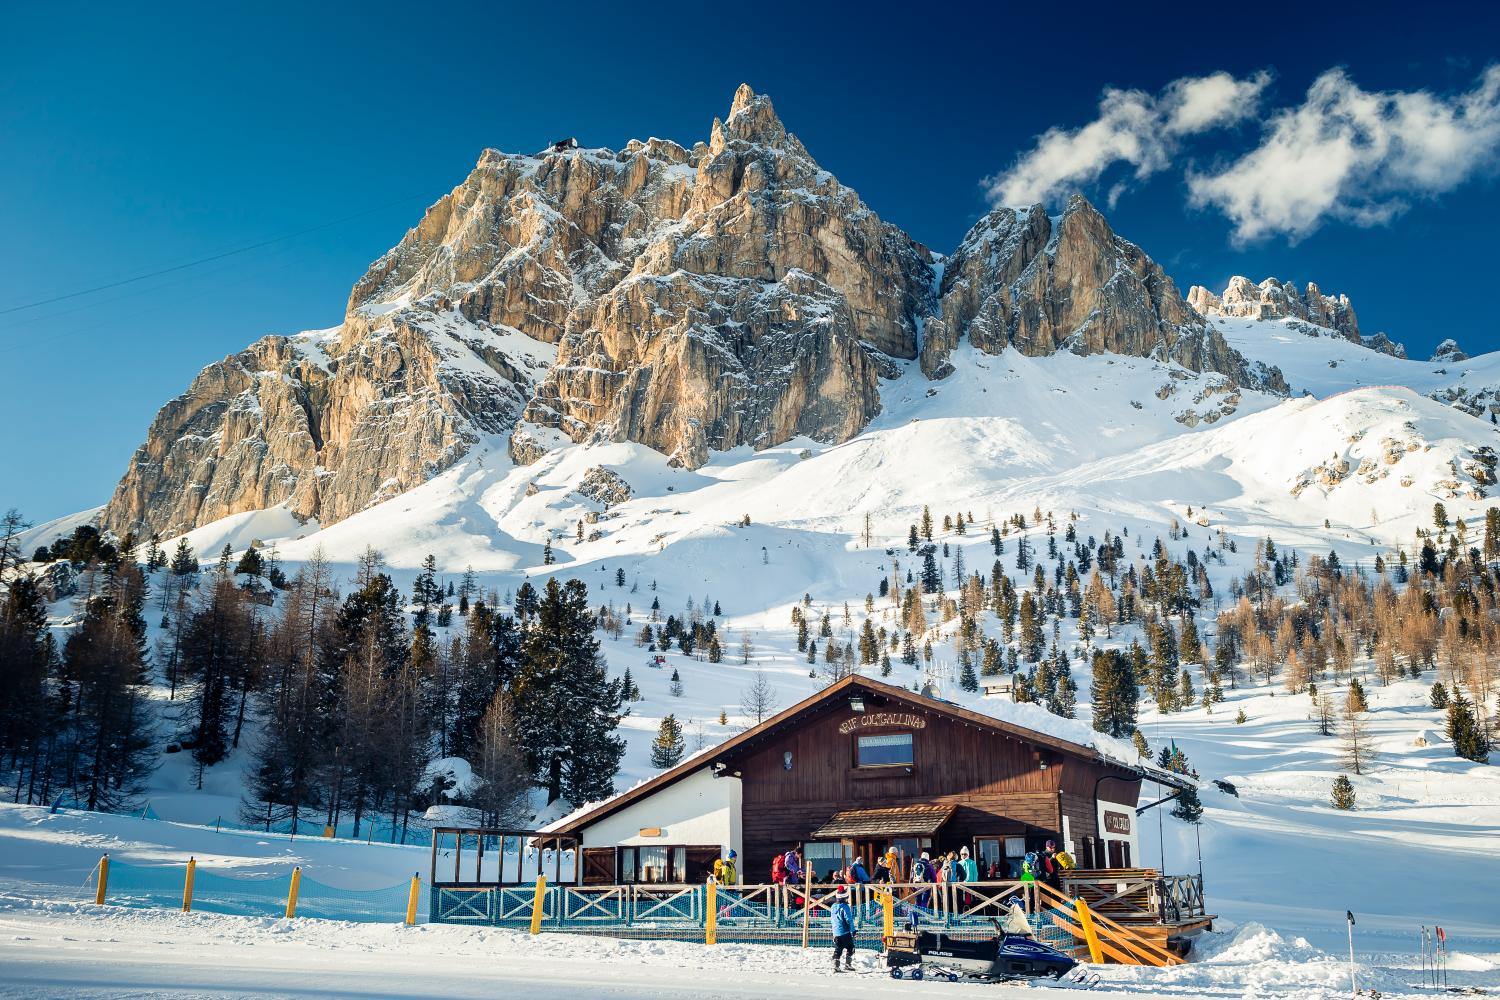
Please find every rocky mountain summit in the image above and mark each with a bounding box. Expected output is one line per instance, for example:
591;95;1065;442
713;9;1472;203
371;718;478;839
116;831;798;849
103;85;1284;540
1188;276;1406;359
920;200;1284;392
1431;338;1469;364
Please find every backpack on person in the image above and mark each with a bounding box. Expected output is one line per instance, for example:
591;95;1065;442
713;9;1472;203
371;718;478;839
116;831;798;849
772;853;786;883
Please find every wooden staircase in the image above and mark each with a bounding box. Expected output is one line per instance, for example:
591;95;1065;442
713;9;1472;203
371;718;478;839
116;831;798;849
1035;883;1187;967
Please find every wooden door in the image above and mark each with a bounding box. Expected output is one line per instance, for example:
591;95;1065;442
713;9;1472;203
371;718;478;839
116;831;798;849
582;847;616;885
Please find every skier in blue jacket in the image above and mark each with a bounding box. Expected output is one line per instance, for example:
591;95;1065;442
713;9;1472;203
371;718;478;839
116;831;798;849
830;884;855;972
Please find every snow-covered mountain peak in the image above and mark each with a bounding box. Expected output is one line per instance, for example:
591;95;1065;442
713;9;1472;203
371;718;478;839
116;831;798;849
1188;274;1368;349
1431;337;1470;363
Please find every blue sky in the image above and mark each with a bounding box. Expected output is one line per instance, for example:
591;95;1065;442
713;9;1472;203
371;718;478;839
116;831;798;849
3;1;1498;522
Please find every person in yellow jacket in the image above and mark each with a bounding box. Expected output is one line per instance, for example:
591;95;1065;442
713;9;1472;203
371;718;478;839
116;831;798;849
712;850;738;886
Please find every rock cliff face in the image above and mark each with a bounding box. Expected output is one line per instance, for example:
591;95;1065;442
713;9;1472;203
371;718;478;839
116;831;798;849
511;85;936;468
103;310;550;539
921;199;1285;391
103;85;1293;539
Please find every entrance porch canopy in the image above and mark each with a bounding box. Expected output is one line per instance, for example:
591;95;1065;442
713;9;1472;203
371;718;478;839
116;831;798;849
811;804;956;840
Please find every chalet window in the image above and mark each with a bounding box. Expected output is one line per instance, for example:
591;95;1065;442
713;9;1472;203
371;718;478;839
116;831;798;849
804;841;847;881
637;845;669;882
616;845;719;884
856;732;913;767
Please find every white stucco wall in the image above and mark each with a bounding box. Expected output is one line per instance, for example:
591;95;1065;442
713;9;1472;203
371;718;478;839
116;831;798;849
580;768;742;859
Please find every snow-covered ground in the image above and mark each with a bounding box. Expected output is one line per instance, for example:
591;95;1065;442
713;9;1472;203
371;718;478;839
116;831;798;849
10;323;1500;996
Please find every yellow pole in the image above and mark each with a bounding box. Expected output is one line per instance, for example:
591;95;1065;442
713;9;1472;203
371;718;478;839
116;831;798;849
881;888;894;942
182;857;197;913
705;879;717;945
285;867;302;919
1074;898;1104;965
94;854;109;906
405;873;421;926
529;874;547;935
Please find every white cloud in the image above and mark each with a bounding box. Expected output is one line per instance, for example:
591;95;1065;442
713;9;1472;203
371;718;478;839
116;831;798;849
985;71;1269;208
1188;66;1500;242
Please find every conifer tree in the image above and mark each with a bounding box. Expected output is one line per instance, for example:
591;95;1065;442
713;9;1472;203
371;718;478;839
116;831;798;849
1018;593;1044;663
511;577;625;804
1090;649;1138;737
170;537;199;576
1330;774;1356;810
1429;682;1448;709
959;656;978;692
1346;677;1368;713
1170;784;1203;823
1132;730;1150;758
62;567;157;811
1445;686;1490;762
651;714;686;769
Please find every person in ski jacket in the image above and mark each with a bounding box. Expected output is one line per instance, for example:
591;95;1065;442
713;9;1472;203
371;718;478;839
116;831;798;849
911;851;933;909
1041;840;1061;889
872;853;891;883
883;848;901;882
830;885;855;972
960;846;979;882
783;849;804;884
713;851;738;886
848;857;870;884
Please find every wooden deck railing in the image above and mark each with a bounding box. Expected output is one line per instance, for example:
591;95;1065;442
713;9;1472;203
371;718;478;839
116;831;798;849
1058;869;1207;925
431;873;1207;931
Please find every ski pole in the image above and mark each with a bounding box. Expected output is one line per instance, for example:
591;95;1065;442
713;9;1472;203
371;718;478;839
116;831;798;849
1419;926;1426;986
1437;926;1447;988
1345;911;1356;1000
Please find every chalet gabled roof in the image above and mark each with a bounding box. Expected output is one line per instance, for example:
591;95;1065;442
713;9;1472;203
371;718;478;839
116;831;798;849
546;674;1192;837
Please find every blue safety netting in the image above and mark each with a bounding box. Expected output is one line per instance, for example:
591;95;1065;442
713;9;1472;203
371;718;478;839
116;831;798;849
103;860;416;923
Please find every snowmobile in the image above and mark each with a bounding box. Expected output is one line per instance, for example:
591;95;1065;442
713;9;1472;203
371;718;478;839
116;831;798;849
885;924;1096;987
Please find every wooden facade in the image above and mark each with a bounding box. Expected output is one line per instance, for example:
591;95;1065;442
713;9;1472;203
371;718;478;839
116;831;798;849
554;676;1177;883
721;682;1143;880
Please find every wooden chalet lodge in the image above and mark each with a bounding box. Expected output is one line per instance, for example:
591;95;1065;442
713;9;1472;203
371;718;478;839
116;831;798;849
551;675;1202;914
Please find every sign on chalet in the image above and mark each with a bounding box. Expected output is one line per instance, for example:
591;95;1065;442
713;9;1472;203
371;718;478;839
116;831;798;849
550;675;1191;886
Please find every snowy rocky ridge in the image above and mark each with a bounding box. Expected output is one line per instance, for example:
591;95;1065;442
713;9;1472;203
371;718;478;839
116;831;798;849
102;85;1302;541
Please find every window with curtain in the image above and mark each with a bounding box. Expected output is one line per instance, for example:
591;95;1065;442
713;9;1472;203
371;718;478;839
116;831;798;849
856;732;914;767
